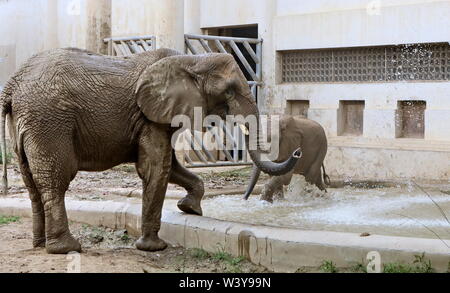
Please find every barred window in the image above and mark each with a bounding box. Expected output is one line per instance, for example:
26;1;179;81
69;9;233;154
281;43;450;83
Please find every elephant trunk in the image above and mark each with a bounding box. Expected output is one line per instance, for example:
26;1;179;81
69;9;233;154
243;164;260;200
230;93;302;176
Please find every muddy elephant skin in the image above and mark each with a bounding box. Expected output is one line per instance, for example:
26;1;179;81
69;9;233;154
244;115;330;202
0;48;300;254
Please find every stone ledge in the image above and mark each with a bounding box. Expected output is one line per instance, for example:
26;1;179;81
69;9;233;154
328;137;450;152
0;197;449;272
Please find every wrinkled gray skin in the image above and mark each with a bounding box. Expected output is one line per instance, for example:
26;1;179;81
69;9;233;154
244;115;330;203
0;48;300;254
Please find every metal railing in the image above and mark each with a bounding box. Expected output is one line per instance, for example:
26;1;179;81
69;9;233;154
185;34;263;98
104;35;156;56
183;34;263;167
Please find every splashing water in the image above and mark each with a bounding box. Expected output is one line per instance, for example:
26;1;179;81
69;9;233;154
201;175;450;239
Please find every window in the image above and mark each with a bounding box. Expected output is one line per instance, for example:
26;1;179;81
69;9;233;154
338;101;365;136
285;100;309;117
396;101;426;139
281;43;450;83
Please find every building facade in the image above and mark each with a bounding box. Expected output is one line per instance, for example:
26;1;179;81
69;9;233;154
1;0;449;180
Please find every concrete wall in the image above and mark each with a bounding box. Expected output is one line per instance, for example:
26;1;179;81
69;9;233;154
0;0;111;85
1;0;449;180
111;0;184;51
189;0;450;180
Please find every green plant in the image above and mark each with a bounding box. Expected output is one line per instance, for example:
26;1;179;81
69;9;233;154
120;233;130;242
212;245;246;273
383;263;414;273
383;253;434;273
190;248;210;260
319;260;339;273
0;215;20;225
412;253;434;273
350;262;367;273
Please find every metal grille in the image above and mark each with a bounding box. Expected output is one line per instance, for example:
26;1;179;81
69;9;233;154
182;34;263;167
185;34;262;99
281;43;450;83
103;35;156;56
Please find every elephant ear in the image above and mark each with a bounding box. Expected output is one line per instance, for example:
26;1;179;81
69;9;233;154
135;56;205;125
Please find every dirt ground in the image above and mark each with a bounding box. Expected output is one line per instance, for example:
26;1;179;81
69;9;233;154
0;217;268;273
0;163;271;273
4;163;255;202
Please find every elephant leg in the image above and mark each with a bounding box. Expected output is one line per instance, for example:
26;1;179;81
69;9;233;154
169;151;204;216
135;125;172;252
16;144;45;247
276;171;294;200
261;170;295;202
19;164;45;247
305;161;326;191
26;144;80;254
261;176;283;203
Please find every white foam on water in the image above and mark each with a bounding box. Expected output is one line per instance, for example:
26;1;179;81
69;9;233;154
202;175;450;237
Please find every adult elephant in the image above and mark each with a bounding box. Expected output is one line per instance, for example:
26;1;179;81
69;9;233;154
243;115;330;202
0;48;300;254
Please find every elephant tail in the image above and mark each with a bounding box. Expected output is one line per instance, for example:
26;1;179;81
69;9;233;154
243;164;261;200
322;164;331;186
0;94;10;195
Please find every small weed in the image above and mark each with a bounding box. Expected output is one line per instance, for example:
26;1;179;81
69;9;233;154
383;263;415;273
319;260;339;273
383;253;434;273
212;245;246;273
350;262;367;273
120;234;130;242
0;215;20;225
190;248;210;260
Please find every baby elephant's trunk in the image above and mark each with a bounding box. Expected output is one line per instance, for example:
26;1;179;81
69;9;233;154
243;165;261;200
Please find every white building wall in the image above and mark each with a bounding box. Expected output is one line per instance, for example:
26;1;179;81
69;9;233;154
194;0;450;180
0;0;111;85
1;0;449;180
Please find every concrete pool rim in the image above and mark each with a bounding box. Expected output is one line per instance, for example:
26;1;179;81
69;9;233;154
0;197;449;272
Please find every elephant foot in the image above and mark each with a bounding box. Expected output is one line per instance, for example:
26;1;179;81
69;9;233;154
273;189;285;201
260;194;274;203
177;197;203;216
46;232;81;254
260;198;273;203
136;236;167;252
33;236;46;248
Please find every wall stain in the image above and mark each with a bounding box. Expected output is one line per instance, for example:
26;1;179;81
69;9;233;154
237;230;255;260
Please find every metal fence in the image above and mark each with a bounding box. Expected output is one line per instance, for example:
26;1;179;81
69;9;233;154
103;35;156;56
183;34;263;167
185;34;263;98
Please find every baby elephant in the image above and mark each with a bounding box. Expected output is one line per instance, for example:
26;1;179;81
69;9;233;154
244;115;330;202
